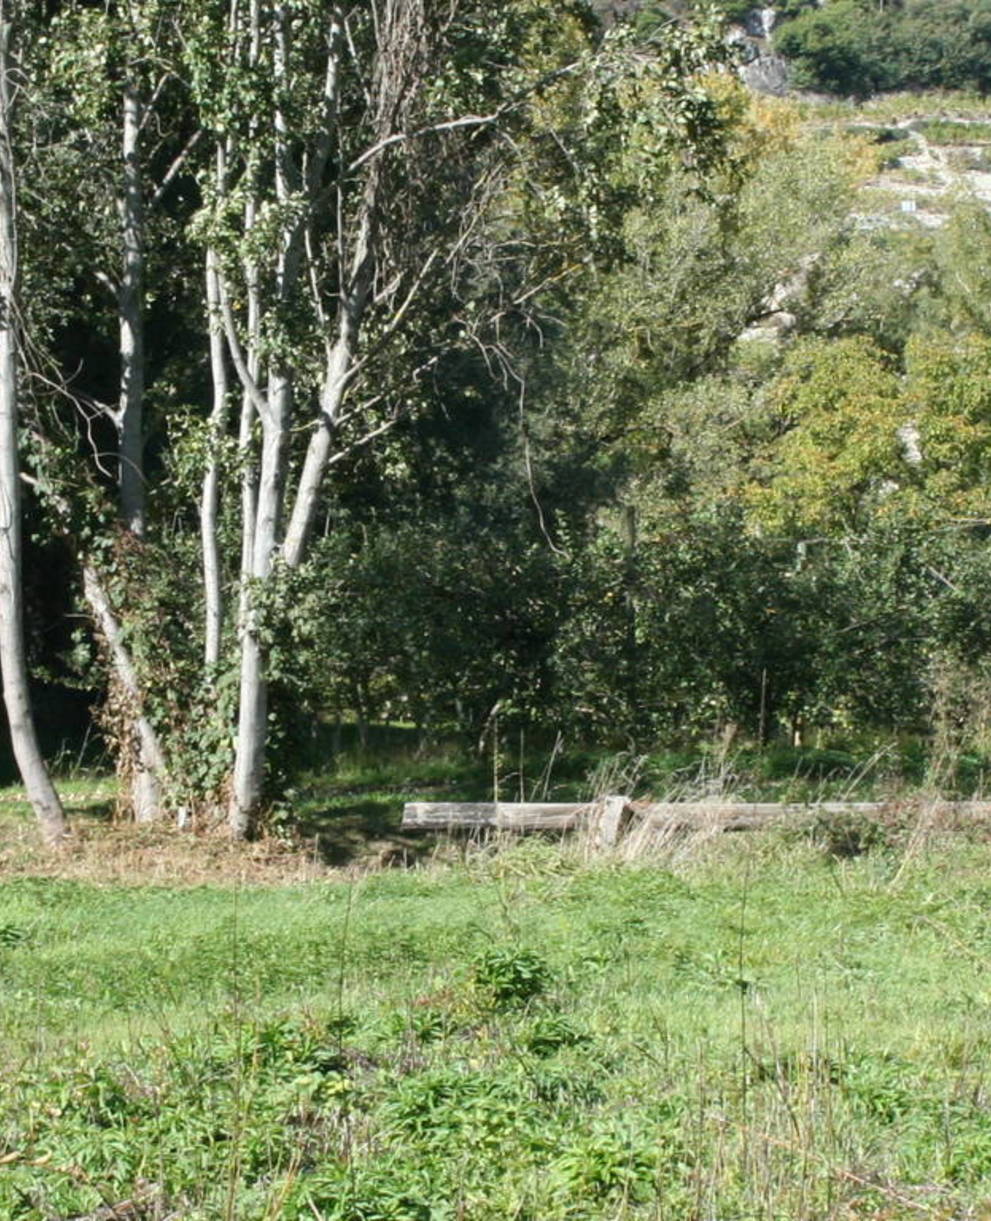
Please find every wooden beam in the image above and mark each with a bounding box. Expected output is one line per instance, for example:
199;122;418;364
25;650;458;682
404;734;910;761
637;800;991;831
593;794;631;848
401;798;991;836
401;801;587;831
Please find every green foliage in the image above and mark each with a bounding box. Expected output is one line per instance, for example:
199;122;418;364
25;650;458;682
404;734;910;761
807;808;892;858
776;0;991;97
931;202;991;335
550;1124;661;1203
471;945;552;1006
775;0;894;98
746;335;905;534
745;327;991;535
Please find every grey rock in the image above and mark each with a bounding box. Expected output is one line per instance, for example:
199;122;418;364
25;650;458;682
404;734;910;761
741;51;791;96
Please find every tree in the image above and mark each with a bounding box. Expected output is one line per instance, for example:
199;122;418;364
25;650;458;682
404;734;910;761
181;0;730;836
0;5;66;843
16;0;207;822
774;0;991;96
185;0;542;835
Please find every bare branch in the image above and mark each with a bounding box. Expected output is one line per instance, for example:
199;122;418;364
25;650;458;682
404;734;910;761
340;249;438;388
216;272;272;428
347;112;501;175
149;129;203;210
346;60;582;176
343;10;374;112
94;269;119;297
325;411;400;468
137;72;170;136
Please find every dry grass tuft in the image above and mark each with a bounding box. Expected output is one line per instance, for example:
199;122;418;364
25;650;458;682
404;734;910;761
0;800;332;887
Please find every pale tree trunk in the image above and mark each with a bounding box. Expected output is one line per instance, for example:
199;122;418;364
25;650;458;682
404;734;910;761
201;246;227;669
117;84;145;537
229;372;290;837
228;258;260;832
280;9;395;570
237;237;260;635
282;227;373;569
226;4;263;834
227;0;303;837
236;3;262;637
0;15;67;844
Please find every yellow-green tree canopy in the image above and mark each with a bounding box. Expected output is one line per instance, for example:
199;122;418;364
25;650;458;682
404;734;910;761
745;330;991;534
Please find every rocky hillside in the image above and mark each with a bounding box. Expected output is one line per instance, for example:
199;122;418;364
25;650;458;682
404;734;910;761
847;116;991;229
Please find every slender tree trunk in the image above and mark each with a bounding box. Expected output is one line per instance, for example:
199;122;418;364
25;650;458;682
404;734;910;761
229;372;290;837
228;0;302;837
229;201;262;836
115;83;166;820
282;333;354;569
0;15;67;844
118;84;145;538
237;201;260;636
283;195;376;570
82;564;167;821
202;247;228;668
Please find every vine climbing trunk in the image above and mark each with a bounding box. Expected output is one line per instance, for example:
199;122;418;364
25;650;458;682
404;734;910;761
0;12;67;844
82;564;167;819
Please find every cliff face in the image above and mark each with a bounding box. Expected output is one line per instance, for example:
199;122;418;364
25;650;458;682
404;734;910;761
729;6;792;96
586;2;795;93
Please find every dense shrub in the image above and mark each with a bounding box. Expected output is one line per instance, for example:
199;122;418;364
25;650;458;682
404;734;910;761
776;0;991;98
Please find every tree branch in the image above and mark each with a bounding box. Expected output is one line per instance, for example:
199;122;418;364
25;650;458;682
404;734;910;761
345;60;582;175
216;272;272;428
149;129;203;210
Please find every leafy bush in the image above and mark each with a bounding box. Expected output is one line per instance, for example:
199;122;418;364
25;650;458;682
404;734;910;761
550;1125;661;1203
471;945;552;1007
522;1014;588;1058
292;1165;436;1221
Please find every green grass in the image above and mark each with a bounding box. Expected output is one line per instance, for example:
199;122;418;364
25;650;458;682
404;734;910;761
909;118;991;146
796;89;991;124
4;826;991;1218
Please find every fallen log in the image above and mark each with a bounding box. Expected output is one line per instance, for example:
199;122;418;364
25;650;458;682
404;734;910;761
636;800;887;832
637;800;991;831
401;797;991;838
401;801;587;831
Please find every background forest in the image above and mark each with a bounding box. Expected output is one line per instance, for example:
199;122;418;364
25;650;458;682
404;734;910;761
7;0;991;838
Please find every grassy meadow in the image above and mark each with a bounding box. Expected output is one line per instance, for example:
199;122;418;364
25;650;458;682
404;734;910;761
3;744;991;1219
